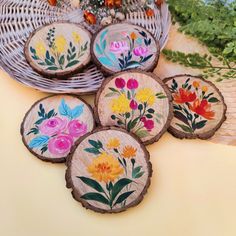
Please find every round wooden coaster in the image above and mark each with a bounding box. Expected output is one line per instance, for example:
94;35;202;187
66;127;152;213
94;70;173;145
163;75;227;139
25;22;91;78
91;23;160;75
21;95;95;163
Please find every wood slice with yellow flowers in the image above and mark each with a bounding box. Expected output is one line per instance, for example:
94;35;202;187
21;95;95;163
66;127;152;213
94;70;173;145
24;22;91;78
91;23;160;75
163;75;227;139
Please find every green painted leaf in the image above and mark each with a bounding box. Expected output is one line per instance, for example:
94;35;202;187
125;61;140;69
109;87;119;93
174;111;189;125
208;97;219;103
84;147;101;155
114;191;135;206
127;117;139;132
77;176;105;193
80;192;109;205
65;60;80;68
134;171;145;179
59;55;65;65
132;166;142;178
105;92;116;97
176;123;193;133
47;66;58;71
111;178;132;203
147;108;155;113
195;120;207;129
30;47;36;54
136;130;149;138
88;140;103;149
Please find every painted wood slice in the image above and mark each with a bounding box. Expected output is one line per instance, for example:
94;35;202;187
66;127;152;213
95;70;173;145
25;22;91;78
163;75;227;139
21;95;95;163
91;23;160;75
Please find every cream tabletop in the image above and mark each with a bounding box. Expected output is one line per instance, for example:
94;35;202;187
1;69;236;236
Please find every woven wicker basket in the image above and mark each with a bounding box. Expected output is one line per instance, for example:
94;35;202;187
0;0;171;94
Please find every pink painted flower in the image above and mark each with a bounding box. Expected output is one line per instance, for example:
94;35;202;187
115;77;126;89
140;117;146;123
133;46;148;57
110;41;129;54
67;120;87;138
143;119;154;131
39;117;67;136
130;100;138;110
127;78;139;90
48;134;73;155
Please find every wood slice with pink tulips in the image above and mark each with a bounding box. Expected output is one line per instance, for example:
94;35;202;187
91;23;160;75
94;70;173;145
163;75;227;139
66;127;152;213
21;95;95;163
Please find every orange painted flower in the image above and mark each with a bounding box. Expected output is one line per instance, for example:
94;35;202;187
173;88;197;104
193;81;200;89
105;0;114;8
130;32;137;40
202;86;208;92
122;146;137;159
145;8;155;17
84;11;96;25
155;0;164;7
48;0;57;6
189;99;215;120
114;0;122;8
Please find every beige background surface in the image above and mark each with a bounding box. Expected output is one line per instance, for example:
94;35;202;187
1;68;236;236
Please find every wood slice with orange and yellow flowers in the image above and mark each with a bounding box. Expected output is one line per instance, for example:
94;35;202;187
24;22;91;78
66;127;152;213
164;75;227;139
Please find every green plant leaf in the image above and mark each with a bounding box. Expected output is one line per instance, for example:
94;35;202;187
132;166;142;178
176;123;193;133
134;171;145;179
195;120;207;129
208;97;219;103
88;140;103;149
66;60;80;68
80;192;109;205
47;66;58;71
114;191;135;206
127;117;139;132
77;176;105;193
136;130;149;138
84;148;101;155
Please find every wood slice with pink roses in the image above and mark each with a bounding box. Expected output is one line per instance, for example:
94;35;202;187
94;70;173;145
91;23;160;75
164;75;227;139
66;127;152;213
21;95;95;163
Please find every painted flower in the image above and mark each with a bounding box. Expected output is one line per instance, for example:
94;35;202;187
115;77;126;89
145;8;155;17
47;0;57;6
130;100;138;110
67;120;87;138
155;0;163;7
122;146;137;159
144;119;154;131
130;32;137;40
111;94;131;114
127;78;139;90
189;99;215;120
84;11;96;25
48;134;73;155
105;0;114;8
87;152;123;183
106;138;120;149
39;117;67;136
35;42;46;58
136;88;155;105
133;46;148;57
173;88;197;104
72;32;81;43
114;0;122;7
193;81;200;89
54;35;67;54
202;86;208;92
110;41;129;54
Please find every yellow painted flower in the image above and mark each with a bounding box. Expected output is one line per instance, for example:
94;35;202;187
110;94;131;114
87;152;124;183
121;146;137;159
72;32;81;43
130;32;137;40
106;138;120;149
136;88;155;105
193;81;200;89
54;35;67;54
202;86;208;92
35;42;46;58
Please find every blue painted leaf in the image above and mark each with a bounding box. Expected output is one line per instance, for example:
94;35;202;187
29;136;49;148
137;38;142;45
96;43;103;55
71;104;84;119
59;99;72;118
98;57;113;67
101;40;107;51
108;52;117;62
100;29;108;43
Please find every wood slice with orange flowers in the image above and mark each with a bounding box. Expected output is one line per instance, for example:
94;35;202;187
91;23;160;75
20;95;95;163
163;75;227;139
24;22;92;78
66;127;152;213
94;70;173;145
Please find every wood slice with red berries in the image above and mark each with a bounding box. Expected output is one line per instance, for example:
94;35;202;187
163;75;227;139
21;95;95;163
91;23;160;75
94;70;173;145
66;127;152;213
24;22;91;78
